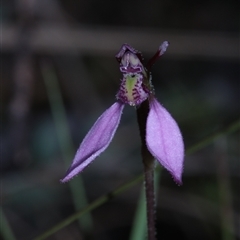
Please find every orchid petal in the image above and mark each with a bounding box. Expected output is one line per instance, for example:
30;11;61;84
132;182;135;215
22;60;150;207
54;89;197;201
61;102;124;182
146;98;184;184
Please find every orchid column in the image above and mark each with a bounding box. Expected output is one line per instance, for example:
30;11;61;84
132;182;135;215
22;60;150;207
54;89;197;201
61;42;184;240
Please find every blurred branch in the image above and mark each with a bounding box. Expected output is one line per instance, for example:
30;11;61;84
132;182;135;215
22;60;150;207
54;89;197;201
33;119;240;240
41;61;93;237
8;0;34;175
186;119;240;155
0;207;16;240
2;24;239;60
33;174;144;240
215;138;235;240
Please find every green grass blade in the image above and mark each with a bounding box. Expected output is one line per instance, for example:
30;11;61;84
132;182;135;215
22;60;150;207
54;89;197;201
0;207;16;240
41;61;93;234
33;175;144;240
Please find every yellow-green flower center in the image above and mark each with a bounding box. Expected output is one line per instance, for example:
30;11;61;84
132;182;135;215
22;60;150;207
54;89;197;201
116;73;149;106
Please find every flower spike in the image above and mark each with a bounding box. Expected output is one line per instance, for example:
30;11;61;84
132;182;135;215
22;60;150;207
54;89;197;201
61;102;124;182
146;98;184;184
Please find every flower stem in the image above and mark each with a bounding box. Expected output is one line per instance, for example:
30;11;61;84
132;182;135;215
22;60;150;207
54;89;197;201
33;119;239;240
137;100;157;240
143;162;156;240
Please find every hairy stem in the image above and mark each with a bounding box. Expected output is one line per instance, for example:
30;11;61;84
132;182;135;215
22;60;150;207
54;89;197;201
137;100;157;240
143;161;156;240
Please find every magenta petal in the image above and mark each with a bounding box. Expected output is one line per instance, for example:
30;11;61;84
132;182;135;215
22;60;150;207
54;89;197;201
61;102;124;182
146;98;184;184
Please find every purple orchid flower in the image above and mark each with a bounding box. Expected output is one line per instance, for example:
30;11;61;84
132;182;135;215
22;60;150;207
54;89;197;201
61;42;184;184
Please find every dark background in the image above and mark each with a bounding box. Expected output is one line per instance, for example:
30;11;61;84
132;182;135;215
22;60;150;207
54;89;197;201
1;0;239;239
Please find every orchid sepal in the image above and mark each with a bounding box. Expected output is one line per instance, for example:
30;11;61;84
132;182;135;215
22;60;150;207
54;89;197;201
146;97;184;184
61;102;124;182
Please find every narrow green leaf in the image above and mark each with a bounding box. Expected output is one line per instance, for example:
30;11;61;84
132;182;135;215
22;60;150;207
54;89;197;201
0;207;16;240
41;61;93;234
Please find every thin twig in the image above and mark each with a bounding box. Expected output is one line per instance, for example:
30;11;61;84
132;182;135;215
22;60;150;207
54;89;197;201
33;175;144;240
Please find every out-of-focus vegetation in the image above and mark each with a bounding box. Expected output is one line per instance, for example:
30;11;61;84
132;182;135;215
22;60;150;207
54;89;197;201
1;0;239;240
